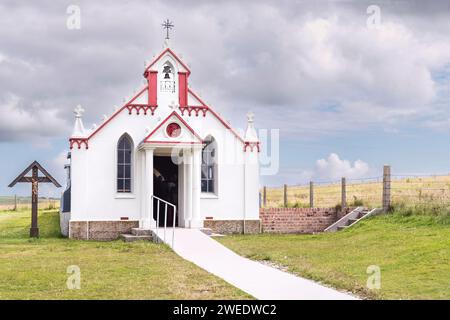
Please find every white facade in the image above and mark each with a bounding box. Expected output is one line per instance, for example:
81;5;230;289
65;44;260;236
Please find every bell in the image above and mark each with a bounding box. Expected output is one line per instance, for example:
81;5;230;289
164;73;171;79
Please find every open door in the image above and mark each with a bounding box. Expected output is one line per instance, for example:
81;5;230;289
153;156;178;227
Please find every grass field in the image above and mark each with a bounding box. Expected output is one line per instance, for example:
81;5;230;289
0;209;250;299
218;212;450;300
264;175;450;208
0;196;59;211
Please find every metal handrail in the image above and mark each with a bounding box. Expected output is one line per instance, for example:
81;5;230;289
151;195;176;248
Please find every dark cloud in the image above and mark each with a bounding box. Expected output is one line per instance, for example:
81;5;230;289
0;0;450;143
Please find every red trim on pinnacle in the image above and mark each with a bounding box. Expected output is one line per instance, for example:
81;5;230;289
244;141;260;152
144;111;203;143
69;138;89;150
144;48;191;75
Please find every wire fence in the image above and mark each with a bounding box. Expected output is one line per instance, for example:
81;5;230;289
261;169;450;209
0;196;60;211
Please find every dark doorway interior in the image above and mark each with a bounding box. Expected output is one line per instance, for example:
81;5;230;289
153;156;178;227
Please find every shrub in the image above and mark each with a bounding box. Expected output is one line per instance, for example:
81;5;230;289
390;202;450;225
351;196;364;207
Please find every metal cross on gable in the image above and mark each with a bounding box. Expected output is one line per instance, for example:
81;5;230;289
162;19;174;40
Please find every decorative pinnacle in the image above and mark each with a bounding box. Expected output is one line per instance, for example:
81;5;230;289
247;111;254;123
74;105;85;118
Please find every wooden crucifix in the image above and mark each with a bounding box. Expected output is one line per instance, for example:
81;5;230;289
8;161;61;237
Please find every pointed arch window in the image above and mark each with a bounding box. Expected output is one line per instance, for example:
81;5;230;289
201;136;217;193
117;134;133;193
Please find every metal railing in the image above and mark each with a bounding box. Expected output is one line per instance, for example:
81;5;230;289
151;195;176;248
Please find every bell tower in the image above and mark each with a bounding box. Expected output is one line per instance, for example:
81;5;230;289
143;19;190;110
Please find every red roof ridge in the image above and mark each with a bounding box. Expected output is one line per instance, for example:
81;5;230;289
188;88;244;144
86;86;148;140
144;47;191;76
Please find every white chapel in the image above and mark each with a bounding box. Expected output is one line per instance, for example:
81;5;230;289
60;33;260;240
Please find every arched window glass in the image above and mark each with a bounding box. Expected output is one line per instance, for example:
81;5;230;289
117;135;133;193
201;137;216;193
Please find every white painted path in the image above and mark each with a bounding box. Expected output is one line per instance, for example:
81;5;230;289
153;228;358;300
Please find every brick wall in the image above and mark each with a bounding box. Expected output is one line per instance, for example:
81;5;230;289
69;220;139;240
260;207;344;233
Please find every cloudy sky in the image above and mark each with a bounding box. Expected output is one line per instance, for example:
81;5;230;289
1;0;450;196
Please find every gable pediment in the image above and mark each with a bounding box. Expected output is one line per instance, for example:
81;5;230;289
143;111;202;145
145;48;190;75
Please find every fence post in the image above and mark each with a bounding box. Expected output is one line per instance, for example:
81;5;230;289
263;186;267;207
259;192;261;208
283;184;288;208
382;165;391;211
309;181;314;208
341;177;346;208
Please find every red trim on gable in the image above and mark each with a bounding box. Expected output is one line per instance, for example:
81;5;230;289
144;111;203;143
188;89;208;107
126;104;158;116
144;48;191;75
179;106;208;117
178;72;188;107
147;71;158;106
85;86;149;141
146;141;203;145
187;89;245;144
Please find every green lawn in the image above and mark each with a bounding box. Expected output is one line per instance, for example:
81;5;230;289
218;214;450;300
0;209;250;299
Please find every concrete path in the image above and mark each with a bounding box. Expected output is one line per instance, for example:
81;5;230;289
153;228;358;300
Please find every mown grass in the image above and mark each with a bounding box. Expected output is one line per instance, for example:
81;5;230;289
218;212;450;300
0;209;250;300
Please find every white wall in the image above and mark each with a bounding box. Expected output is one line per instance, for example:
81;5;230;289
70;50;260;223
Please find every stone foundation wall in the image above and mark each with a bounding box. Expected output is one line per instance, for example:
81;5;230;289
260;208;348;233
69;220;138;240
203;220;261;234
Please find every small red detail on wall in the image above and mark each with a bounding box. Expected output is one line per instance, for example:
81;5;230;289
179;106;208;117
166;122;181;138
205;216;214;220
120;217;129;221
244;141;260;152
69;138;89;150
178;72;188;107
146;71;158;106
126;104;158;116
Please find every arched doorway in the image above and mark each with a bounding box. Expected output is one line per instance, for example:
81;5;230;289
153;156;178;227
